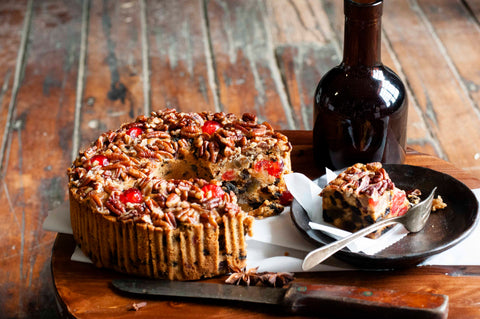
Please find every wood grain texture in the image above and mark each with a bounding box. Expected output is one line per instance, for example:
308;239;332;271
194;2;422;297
51;133;480;318
382;0;480;176
147;0;218;113
274;44;338;129
0;0;29;316
77;0;146;150
266;0;340;130
0;0;27;165
415;0;480;177
1;0;480;317
464;0;480;21
206;0;294;128
0;0;82;317
266;0;335;45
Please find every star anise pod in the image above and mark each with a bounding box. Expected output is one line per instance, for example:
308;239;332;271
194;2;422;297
225;266;294;288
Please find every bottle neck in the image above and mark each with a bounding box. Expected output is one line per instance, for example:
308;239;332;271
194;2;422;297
342;1;383;67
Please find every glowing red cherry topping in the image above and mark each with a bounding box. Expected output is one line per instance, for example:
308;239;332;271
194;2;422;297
119;188;143;204
90;155;109;167
202;184;225;199
279;190;294;205
254;160;284;178
221;170;236;181
126;127;143;138
201;121;221;135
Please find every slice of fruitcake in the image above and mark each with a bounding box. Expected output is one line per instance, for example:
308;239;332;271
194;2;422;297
320;162;409;238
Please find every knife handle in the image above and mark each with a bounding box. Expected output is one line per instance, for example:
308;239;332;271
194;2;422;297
282;283;448;319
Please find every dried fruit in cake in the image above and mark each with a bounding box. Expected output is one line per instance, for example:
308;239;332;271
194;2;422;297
320;162;410;238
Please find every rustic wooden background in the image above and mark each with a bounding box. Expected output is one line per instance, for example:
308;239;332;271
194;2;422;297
1;0;480;317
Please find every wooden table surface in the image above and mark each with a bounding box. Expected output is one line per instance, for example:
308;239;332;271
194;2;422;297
51;133;480;319
1;0;480;318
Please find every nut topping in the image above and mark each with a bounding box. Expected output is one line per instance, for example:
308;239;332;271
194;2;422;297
68;109;291;227
322;162;395;197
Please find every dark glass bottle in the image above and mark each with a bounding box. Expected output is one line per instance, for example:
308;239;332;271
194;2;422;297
313;0;408;170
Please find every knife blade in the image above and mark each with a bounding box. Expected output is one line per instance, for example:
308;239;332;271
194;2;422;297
112;279;448;318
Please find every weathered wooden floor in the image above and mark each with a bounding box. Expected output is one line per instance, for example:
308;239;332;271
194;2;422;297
1;0;480;317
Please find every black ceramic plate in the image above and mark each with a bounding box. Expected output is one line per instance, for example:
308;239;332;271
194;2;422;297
290;164;479;269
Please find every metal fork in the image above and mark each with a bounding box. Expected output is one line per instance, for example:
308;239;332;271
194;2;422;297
302;187;437;271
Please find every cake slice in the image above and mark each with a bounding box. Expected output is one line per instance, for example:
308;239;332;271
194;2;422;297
320;162;409;238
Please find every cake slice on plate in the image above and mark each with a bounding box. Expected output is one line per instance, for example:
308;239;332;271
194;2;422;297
320;162;409;238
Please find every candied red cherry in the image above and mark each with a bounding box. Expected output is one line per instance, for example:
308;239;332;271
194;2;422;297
254;160;268;173
279;190;294;205
90;155;109;167
391;191;408;217
267;161;284;178
254;160;284;178
119;188;143;204
202;184;225;199
221;170;236;181
126;127;143;138
201;120;221;135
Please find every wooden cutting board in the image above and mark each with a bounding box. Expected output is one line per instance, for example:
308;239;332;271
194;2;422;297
51;131;480;318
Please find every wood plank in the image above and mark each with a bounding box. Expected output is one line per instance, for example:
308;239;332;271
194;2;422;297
206;0;295;128
416;0;480;177
274;44;338;129
266;0;335;45
0;1;29;316
146;0;217;113
0;0;29;170
0;0;82;317
381;0;480;180
464;0;480;21
78;0;145;150
266;0;340;130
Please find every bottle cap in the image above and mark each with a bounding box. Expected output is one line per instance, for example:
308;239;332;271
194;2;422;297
344;0;383;20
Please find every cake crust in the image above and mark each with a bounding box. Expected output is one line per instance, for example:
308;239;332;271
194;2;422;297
70;188;253;280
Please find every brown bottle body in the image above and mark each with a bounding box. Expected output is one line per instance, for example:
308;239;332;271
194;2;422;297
313;0;408;170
